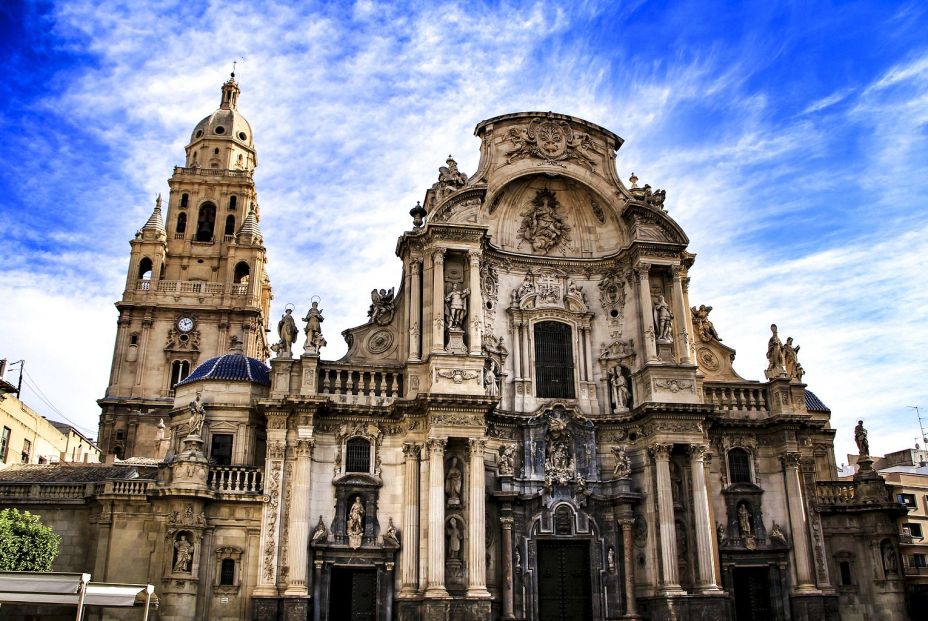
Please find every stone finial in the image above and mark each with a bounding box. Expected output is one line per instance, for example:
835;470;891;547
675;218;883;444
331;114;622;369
409;201;426;228
629;172;638;188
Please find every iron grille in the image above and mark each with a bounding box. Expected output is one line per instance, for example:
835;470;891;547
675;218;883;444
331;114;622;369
534;321;575;399
728;448;752;483
346;438;371;473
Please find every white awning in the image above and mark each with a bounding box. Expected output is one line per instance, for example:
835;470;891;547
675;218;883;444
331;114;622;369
0;572;155;620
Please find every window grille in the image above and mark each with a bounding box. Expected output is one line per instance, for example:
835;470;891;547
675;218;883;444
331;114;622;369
728;448;752;484
220;559;235;585
534;321;575;399
346;438;371;473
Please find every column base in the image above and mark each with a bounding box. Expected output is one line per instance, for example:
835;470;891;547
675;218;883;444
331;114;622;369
792;585;822;595
283;583;308;597
252;585;279;597
424;586;450;598
697;584;725;594
398;586;421;598
466;586;492;599
656;585;687;597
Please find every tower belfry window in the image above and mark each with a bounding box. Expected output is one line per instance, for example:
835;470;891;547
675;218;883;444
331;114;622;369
224;215;236;236
138;257;153;280
176;212;187;234
234;262;250;283
534;321;575;399
180;193;189;208
196;202;217;242
229;196;237;210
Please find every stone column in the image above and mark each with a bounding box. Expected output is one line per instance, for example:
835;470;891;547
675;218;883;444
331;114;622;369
688;444;721;592
671;266;692;364
418;444;430;593
385;562;395;621
467;438;490;598
432;248;446;353
409;259;422;361
500;516;515;620
512;321;522;380
312;559;323;621
619;518;638;618
468;251;483;355
400;443;420;595
425;438;449;597
782;452;816;591
636;263;658;362
284;438;314;596
254;413;288;596
520;321;531;379
649;443;684;594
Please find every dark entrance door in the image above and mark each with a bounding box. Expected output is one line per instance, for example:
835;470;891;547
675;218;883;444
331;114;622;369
537;541;592;621
733;566;773;621
329;567;377;621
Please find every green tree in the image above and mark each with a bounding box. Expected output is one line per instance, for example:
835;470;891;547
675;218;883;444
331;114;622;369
0;508;61;571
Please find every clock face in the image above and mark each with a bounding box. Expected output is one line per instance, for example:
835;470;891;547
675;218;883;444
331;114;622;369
177;317;195;333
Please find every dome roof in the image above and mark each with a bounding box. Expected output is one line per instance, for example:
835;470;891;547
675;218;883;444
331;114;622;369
176;352;270;387
190;108;254;147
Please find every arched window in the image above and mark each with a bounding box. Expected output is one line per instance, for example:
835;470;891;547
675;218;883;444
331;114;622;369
176;212;187;234
220;558;235;585
170;360;191;387
234;262;250;283
196;202;217;242
224;214;236;236
534;321;575;398
229;195;237;210
345;437;371;473
138;257;153;280
180;193;189;208
728;448;752;484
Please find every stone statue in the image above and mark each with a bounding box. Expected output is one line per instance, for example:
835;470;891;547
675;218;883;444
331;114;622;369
436;155;468;194
611;445;631;478
855;419;870;456
445;456;463;506
382;517;400;547
484;360;500;398
514;547;522;573
769;521;787;545
302;301;325;353
311;515;328;544
518;189;570;253
607;547;616;573
783;336;803;380
173;534;193;573
347;496;364;537
444;283;470;330
446;517;463;560
498;444;516;476
609;367;630;410
653;295;673;341
276;308;298;356
691;304;721;342
187;392;207;438
717;523;728;546
738;504;752;537
883;543;898;574
368;287;396;325
516;272;535;299
765;323;785;377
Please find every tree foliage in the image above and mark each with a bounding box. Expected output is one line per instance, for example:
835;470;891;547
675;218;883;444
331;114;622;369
0;508;61;571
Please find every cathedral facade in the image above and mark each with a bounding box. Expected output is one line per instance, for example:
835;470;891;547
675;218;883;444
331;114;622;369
0;76;910;621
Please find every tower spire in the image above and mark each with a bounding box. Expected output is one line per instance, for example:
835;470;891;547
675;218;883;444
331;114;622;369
140;194;166;237
237;202;263;244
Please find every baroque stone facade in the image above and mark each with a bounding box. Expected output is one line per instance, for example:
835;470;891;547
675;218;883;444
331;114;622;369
0;79;911;621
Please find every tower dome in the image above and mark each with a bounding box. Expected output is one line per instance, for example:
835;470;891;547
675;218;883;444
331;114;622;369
184;72;257;170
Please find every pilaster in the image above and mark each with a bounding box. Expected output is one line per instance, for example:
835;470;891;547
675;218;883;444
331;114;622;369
649;443;685;595
466;438;490;598
636;263;658;362
425;438;449;598
688;444;721;592
782;452;817;593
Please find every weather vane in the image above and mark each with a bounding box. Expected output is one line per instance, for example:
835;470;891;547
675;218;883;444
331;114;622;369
232;56;246;77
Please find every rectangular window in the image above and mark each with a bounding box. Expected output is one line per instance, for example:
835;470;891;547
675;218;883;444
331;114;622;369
0;427;10;462
220;558;235;585
534;321;576;399
839;560;852;585
898;493;916;508
346;438;371;473
210;434;233;466
21;439;31;464
905;522;924;538
915;554;928;568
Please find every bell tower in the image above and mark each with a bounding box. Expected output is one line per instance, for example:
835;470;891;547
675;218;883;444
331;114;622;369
97;73;272;459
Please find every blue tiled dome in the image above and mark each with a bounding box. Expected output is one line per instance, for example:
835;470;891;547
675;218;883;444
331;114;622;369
177;353;271;387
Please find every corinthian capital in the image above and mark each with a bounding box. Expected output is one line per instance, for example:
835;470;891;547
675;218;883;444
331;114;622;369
433;247;446;264
781;452;801;468
688;443;710;462
648;443;673;461
426;437;447;455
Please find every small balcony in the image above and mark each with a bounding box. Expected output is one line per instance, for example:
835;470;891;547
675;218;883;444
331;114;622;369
704;382;768;413
317;364;404;407
207;465;263;496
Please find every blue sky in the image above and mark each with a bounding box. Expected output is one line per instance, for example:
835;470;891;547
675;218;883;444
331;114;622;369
0;0;926;462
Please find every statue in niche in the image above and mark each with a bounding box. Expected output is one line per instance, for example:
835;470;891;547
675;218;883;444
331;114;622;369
691;304;722;342
173;534;194;573
485;359;500;398
276;307;298;356
607;547;616;573
882;543;898;575
544;416;574;487
717;523;728;546
444;283;469;330
382;518;400;547
783;336;804;380
368;287;396;325
446;517;463;560
514;547;522;573
311;515;328;545
187;392;207;438
738;504;753;537
765;324;785;377
612;445;631;478
347;496;365;549
653;295;674;341
446;456;463;507
608;367;630;411
498;444;516;476
517;189;571;253
302;301;326;353
769;521;787;545
855;419;870;456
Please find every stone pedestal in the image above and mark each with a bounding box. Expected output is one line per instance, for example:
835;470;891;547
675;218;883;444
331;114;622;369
281;597;310;621
446;327;467;354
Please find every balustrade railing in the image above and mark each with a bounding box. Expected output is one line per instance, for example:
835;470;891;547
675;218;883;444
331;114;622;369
704;382;768;413
815;481;857;506
133;280;242;297
173;166;253;179
207;466;263;494
317;364;404;406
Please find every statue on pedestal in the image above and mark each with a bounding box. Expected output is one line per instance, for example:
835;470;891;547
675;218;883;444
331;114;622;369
275;307;298;357
444;283;469;330
446;456;463;507
653;295;673;341
765;323;786;377
855;419;870;456
187;392;207;438
173;534;193;573
347;496;364;549
302;300;326;354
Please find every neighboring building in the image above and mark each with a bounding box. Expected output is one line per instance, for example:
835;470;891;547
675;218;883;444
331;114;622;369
0;76;910;621
842;448;928;615
0;360;101;466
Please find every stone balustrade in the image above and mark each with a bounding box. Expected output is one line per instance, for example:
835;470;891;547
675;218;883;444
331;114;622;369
207;465;263;494
134;280;249;296
317;364;404;406
0;481;147;501
100;479;154;496
815;481;857;506
704;382;768;413
173;166;253;179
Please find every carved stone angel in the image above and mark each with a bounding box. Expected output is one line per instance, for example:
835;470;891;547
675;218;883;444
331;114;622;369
368;287;396;325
